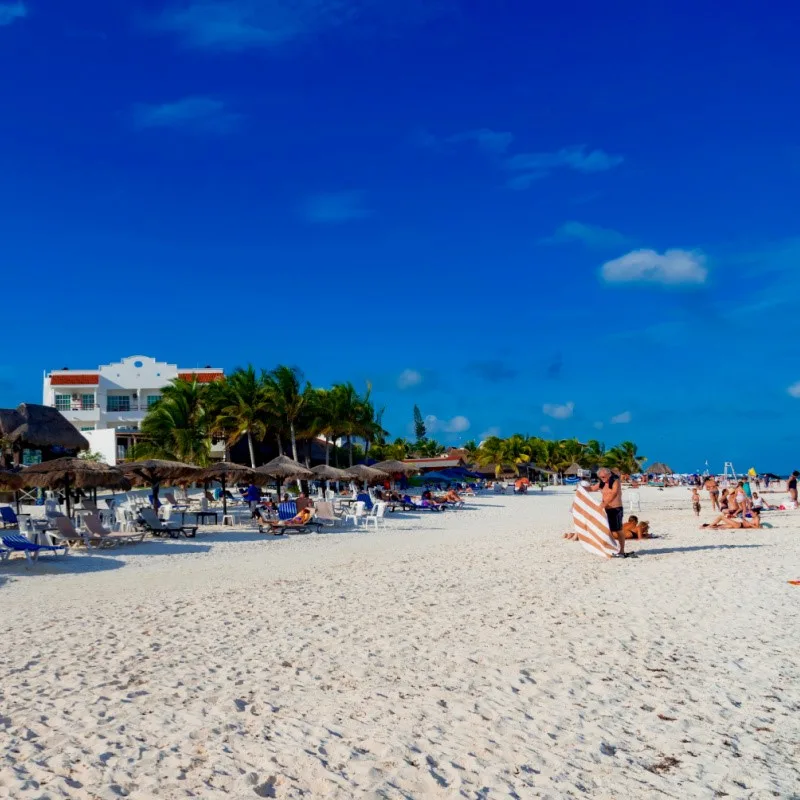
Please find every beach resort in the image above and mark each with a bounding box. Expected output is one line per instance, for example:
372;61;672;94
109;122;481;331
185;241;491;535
1;359;798;798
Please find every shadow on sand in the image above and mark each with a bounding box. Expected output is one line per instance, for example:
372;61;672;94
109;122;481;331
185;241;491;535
637;543;764;556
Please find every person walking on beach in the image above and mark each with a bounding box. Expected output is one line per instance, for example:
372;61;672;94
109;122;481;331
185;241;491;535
691;487;701;517
587;467;627;558
244;482;261;519
788;471;799;506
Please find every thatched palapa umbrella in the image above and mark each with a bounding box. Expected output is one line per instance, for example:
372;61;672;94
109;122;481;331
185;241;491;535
0;403;89;465
21;458;127;517
197;462;256;517
345;464;388;488
120;460;200;510
0;469;24;513
371;460;419;475
255;455;313;498
310;464;352;481
564;462;582;476
648;462;672;475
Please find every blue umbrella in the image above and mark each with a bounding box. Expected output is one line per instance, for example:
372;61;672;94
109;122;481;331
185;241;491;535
420;471;453;482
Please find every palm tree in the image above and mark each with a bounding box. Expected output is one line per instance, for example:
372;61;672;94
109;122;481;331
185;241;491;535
264;365;310;465
462;439;480;461
499;434;532;476
604;441;646;475
330;382;364;467
212;366;271;468
477;436;506;477
133;377;211;465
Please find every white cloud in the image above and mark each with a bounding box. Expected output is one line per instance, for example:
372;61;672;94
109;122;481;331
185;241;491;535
132;96;240;132
610;411;632;424
447;128;514;155
505;145;623;188
788;382;800;398
0;2;25;26
542;401;574;420
541;221;631;249
425;414;471;434
593;421;604;430
397;368;423;390
479;426;501;440
302;191;371;223
540;424;551;434
154;0;451;51
601;249;707;286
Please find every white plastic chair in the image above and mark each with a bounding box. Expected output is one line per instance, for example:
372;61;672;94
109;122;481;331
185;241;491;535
627;491;641;512
365;501;387;528
344;501;366;527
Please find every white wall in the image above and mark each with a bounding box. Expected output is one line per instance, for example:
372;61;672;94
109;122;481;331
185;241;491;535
83;428;118;466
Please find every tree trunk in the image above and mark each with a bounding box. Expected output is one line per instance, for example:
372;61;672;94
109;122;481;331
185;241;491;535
247;430;256;468
348;436;354;467
290;423;299;462
303;439;311;467
325;439;331;466
276;434;283;456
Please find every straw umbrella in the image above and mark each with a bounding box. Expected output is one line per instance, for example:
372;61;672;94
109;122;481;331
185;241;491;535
255;455;313;499
648;462;672;475
564;462;582;476
371;460;418;475
120;460;200;510
21;458;127;517
0;469;23;514
344;464;388;489
197;462;256;517
310;464;351;497
0;403;89;465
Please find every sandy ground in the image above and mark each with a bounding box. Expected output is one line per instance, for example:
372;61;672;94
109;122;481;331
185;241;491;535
1;486;798;799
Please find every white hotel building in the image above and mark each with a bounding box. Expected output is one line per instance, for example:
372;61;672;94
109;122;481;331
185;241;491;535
43;355;224;465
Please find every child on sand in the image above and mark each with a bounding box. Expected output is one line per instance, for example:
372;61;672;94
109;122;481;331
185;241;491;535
691;488;701;517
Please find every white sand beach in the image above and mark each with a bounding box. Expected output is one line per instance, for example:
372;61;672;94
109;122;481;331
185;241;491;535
1;486;798;799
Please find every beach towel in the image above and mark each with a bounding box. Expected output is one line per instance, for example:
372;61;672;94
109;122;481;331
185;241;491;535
572;487;620;558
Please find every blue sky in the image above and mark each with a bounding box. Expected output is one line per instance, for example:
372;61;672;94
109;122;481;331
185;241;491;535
1;0;799;472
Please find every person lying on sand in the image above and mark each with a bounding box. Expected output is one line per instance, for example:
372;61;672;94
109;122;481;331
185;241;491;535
701;510;761;529
622;515;650;539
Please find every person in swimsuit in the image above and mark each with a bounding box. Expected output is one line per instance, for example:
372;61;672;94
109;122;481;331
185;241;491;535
586;468;627;557
702;510;761;529
704;477;719;512
788;471;799;505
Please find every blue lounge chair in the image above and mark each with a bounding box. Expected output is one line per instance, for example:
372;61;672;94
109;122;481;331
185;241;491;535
1;533;69;564
0;506;18;528
278;501;298;521
356;492;373;511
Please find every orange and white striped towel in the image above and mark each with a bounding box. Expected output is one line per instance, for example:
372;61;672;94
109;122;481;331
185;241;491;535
572;487;620;558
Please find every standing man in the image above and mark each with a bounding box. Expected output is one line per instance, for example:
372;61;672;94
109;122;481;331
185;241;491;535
587;467;627;558
244;482;261;519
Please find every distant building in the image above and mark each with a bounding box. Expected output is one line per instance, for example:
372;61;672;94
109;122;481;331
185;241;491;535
43;355;223;464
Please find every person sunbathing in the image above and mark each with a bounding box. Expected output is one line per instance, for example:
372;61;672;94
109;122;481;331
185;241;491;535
622;515;651;539
442;488;462;504
701;510;761;529
274;507;313;527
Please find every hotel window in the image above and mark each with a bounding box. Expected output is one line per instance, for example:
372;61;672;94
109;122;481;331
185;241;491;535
80;426;95;432
107;395;131;412
81;393;95;410
54;394;71;411
147;395;161;408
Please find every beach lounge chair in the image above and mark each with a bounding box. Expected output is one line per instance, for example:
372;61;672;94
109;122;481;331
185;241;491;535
258;507;322;535
314;501;344;528
1;506;19;528
84;513;145;546
163;492;189;511
402;495;445;512
277;501;298;521
1;533;69;564
139;508;197;539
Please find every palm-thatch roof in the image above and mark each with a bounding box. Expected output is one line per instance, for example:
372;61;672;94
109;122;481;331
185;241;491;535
345;464;388;482
21;458;128;489
371;459;418;474
120;459;200;485
0;403;89;451
564;462;583;476
255;455;313;479
310;464;352;481
648;462;672;475
197;461;256;483
0;469;23;489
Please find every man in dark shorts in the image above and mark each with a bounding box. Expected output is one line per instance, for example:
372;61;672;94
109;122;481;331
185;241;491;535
587;467;627;558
